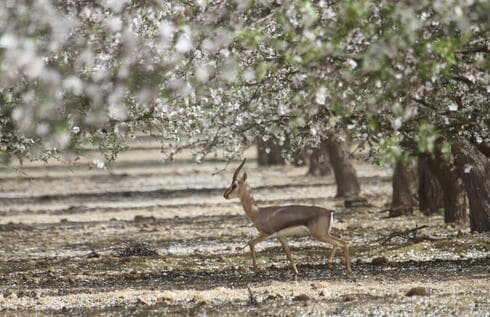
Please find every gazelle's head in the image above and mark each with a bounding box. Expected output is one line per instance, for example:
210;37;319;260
223;158;247;200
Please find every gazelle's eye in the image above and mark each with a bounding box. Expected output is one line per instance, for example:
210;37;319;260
232;184;236;189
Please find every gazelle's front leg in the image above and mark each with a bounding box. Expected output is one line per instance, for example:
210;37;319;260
278;237;299;275
319;235;352;273
248;233;271;271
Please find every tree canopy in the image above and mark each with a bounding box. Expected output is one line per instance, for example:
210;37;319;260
1;0;488;164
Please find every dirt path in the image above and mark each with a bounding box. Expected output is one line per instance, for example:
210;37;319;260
0;151;489;316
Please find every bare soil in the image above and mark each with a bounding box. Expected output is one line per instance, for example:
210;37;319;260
0;148;489;316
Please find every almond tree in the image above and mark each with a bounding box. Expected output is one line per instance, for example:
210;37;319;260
1;1;489;230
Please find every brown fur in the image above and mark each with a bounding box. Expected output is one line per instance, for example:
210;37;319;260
224;159;352;274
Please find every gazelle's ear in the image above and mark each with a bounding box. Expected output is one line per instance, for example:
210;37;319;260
241;172;247;182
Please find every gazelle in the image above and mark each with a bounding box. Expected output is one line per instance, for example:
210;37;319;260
223;158;352;275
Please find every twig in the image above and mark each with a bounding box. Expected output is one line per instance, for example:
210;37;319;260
376;225;429;245
237;241;250;251
247;285;258;305
349;137;368;157
211;160;233;176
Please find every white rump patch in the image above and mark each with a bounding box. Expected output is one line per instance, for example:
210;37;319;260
329;212;334;234
273;225;310;238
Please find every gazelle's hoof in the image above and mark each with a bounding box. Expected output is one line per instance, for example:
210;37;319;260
327;263;334;270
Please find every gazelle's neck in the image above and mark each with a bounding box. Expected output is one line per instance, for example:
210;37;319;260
239;182;259;220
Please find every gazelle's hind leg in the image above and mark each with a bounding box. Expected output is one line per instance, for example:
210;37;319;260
278;237;299;275
309;216;352;273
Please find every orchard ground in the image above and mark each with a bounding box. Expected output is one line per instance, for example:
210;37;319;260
0;144;489;316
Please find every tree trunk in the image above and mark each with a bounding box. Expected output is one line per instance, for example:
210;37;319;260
452;140;490;232
307;143;332;176
417;155;444;215
324;134;362;203
425;152;468;225
389;159;418;217
257;138;285;166
478;142;490;157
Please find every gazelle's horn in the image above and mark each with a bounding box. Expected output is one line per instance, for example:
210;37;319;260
232;158;246;181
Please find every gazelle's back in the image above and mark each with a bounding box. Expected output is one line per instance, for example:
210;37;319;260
257;205;333;234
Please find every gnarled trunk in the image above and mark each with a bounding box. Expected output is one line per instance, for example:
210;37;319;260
478;142;490;157
452;140;490;232
389;159;418;217
324;134;362;202
257;138;285;166
425;151;468;225
418;155;444;215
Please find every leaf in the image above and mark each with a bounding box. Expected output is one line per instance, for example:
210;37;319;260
433;37;460;65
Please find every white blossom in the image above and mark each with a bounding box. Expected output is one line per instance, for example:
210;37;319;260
93;159;106;169
102;0;128;13
315;86;328;105
195;64;210;82
159;20;177;41
448;102;458;111
176;33;193;53
392;118;402;130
